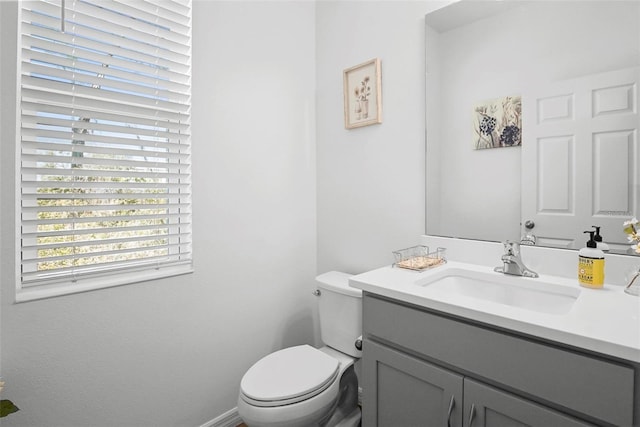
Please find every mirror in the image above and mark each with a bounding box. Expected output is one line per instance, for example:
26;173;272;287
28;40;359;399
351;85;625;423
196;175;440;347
426;0;640;254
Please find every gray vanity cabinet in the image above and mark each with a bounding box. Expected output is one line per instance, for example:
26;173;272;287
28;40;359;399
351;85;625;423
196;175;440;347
363;340;463;427
361;293;637;427
363;340;591;427
462;379;592;427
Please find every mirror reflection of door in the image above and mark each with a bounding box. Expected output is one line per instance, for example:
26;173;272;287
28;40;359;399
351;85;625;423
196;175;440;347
521;67;639;251
426;1;640;249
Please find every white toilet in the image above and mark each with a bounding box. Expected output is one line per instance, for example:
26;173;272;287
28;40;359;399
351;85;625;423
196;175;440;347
237;271;362;427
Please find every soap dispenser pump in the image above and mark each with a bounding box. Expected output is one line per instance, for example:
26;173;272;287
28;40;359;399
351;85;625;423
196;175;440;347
578;230;605;289
592;226;610;252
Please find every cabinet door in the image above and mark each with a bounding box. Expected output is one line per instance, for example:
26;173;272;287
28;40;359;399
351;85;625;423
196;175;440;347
463;379;594;427
362;340;463;427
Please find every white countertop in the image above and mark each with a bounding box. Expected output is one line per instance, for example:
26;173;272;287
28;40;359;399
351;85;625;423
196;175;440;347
350;260;640;363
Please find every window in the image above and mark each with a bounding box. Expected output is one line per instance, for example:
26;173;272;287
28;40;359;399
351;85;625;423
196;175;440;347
18;0;192;301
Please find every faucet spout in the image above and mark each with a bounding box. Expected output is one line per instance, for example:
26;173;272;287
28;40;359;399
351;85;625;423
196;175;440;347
494;241;538;278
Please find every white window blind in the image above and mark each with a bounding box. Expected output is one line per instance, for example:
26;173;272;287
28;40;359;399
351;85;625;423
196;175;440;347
19;0;192;297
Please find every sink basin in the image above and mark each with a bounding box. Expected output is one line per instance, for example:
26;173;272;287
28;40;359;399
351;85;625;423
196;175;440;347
416;268;580;315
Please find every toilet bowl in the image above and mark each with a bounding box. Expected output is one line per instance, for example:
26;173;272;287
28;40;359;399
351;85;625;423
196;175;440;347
237;271;362;427
238;346;360;427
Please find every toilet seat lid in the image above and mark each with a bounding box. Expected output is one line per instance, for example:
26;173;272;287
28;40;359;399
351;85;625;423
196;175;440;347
240;345;339;403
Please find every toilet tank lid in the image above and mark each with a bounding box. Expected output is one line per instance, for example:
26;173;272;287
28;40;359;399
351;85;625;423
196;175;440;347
315;271;361;297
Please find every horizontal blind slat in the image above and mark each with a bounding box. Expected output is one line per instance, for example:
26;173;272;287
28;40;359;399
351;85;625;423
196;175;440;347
21;111;190;140
23;220;190;237
21;165;190;179
25;234;192;254
24;232;192;253
21;33;190;85
21;19;190;73
22;153;190;172
21;126;189;149
22;191;191;201
22;4;191;56
22;60;190;103
22;242;192;265
21;256;193;286
21;253;191;277
21;87;189;122
23;212;191;226
116;0;191;27
22;76;190;113
67;2;188;51
21;101;190;132
21;134;190;154
22;141;190;160
22;184;190;196
22;40;190;90
69;0;191;45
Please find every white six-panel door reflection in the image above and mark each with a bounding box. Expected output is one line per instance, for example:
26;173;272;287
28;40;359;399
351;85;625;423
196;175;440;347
522;67;639;251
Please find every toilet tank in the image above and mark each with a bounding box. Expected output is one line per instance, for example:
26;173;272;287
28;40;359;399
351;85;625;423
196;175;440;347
315;271;362;358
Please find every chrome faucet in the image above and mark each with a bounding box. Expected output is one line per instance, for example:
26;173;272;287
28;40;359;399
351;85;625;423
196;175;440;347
494;241;538;278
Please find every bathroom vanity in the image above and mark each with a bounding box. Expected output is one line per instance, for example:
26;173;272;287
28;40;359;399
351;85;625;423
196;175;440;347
360;294;637;426
351;238;640;427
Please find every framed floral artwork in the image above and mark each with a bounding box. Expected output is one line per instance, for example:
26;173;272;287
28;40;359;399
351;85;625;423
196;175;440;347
343;58;382;129
473;95;521;149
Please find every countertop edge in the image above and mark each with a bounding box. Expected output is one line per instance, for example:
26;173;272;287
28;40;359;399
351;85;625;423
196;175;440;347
350;264;640;364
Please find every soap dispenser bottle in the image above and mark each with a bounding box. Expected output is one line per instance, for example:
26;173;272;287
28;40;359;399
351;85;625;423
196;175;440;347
592;226;610;252
578;230;605;289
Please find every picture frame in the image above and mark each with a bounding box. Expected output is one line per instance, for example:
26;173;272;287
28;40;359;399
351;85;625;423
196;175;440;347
472;95;522;150
343;58;382;129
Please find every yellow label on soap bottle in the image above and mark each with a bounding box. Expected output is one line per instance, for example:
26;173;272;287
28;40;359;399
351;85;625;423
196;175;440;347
578;257;604;288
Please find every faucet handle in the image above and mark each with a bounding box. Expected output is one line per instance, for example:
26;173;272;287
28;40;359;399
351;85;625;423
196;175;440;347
503;240;520;256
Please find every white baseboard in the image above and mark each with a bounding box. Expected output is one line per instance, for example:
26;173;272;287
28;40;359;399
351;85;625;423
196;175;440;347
200;407;242;427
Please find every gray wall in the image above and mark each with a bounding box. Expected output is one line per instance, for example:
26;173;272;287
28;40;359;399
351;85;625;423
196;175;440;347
316;1;449;275
1;0;453;425
1;1;317;426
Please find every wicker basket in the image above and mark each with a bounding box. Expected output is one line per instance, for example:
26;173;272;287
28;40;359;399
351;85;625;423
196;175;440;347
393;246;446;271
